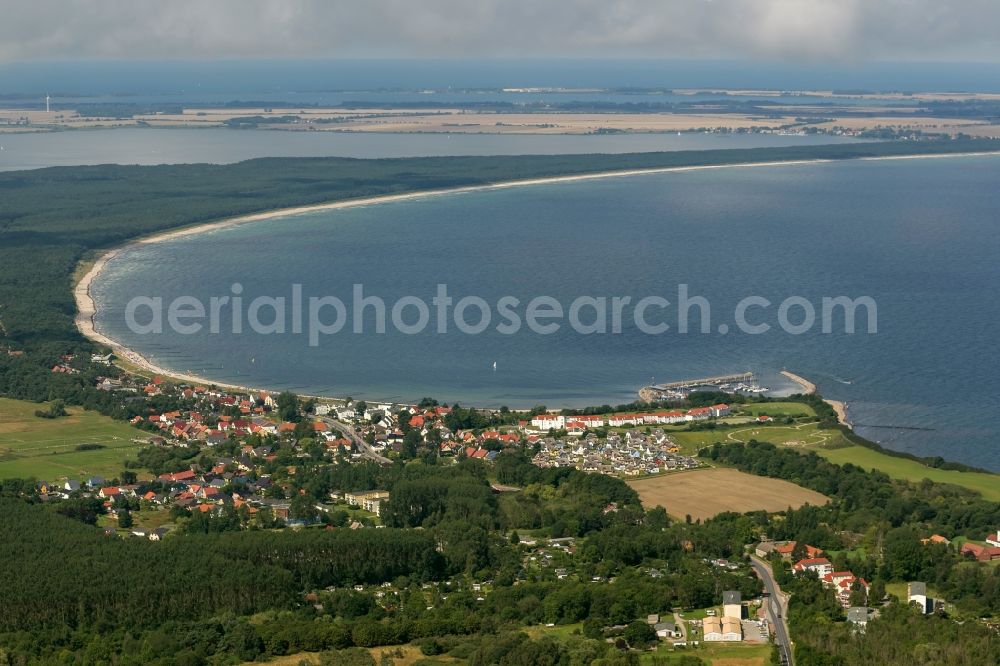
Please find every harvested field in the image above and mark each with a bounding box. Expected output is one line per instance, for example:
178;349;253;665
628;467;828;520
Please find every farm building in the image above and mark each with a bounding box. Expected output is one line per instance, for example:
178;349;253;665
703;616;742;642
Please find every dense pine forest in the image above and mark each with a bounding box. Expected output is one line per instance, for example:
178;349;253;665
1;447;998;664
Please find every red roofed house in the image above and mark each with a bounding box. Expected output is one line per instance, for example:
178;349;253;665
775;541;824;560
158;469;196;483
99;487;121;499
530;414;565;430
656;411;687;424
961;542;1000;562
921;534;951;546
710;404;731;417
793;557;833;578
686;407;713;421
607;413;640;427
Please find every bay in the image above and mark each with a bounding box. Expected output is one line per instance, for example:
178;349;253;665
91;155;1000;470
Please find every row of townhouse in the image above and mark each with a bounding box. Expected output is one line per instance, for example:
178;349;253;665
528;404;731;431
343;490;391;516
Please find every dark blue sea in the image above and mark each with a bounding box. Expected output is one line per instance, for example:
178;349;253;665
91;155;1000;471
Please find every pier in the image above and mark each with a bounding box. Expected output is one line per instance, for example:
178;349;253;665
651;371;756;391
639;371;759;402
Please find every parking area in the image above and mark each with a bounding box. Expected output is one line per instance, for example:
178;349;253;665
742;619;769;643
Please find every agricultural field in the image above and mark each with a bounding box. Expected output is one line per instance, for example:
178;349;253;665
628;467;829;520
0;397;145;481
811;444;1000;502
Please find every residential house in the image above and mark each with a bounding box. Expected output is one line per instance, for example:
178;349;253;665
723;590;742;619
775;541;824;560
530;414;565;430
921;534;951;546
709;403;731;417
960;542;1000;562
655;621;681;639
907;582;932;614
793;557;833;578
686;407;713;421
847;606;872;631
99;487;121;500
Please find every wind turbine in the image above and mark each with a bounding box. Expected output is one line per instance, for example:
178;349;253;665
45;94;51;113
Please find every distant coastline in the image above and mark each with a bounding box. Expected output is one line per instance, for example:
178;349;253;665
75;149;1000;409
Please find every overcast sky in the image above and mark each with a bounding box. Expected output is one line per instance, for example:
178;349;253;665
1;0;999;63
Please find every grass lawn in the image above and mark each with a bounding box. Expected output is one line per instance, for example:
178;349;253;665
646;642;772;665
811;445;1000;502
525;620;771;666
0;397;146;481
737;402;816;418
524;622;584;640
97;508;176;535
343;504;383;526
242;646;458;665
669;429;734;454
670;422;850;455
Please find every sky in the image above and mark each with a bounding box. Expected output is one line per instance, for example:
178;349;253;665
1;0;999;63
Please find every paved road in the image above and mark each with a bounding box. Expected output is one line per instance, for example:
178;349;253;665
750;555;794;666
322;418;392;465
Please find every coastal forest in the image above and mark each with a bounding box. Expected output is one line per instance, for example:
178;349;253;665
1;446;998;664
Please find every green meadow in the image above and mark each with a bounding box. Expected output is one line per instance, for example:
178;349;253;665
812;444;1000;502
667;416;1000;502
0;397;145;481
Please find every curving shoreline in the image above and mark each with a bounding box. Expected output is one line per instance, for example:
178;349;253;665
74;149;999;406
780;370;851;427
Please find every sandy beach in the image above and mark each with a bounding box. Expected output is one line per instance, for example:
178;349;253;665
780;370;851;428
74;149;999;406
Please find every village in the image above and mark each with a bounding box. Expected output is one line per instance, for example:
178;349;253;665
28;358;732;542
5;353;992;664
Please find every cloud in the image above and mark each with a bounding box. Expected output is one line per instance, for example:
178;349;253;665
1;0;998;62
